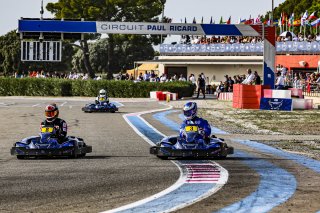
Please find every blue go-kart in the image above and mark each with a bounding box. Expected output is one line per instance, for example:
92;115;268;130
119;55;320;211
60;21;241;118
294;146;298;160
11;126;92;159
150;125;233;159
82;98;118;113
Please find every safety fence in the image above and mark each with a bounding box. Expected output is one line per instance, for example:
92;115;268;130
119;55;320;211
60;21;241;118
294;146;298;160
160;42;320;55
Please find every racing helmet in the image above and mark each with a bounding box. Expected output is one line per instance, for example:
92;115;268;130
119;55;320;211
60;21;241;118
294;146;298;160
99;89;106;96
183;102;197;120
45;103;59;122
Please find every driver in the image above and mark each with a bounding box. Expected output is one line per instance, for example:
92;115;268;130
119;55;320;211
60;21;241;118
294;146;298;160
41;103;67;142
95;89;109;104
180;102;211;141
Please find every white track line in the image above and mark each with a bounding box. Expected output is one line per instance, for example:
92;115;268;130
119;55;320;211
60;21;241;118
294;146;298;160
60;102;68;106
104;103;228;213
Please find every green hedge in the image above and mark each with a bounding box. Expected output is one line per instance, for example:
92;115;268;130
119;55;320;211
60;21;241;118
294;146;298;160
0;78;194;98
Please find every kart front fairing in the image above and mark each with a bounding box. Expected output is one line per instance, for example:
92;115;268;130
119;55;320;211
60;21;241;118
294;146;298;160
159;134;222;151
14;132;74;150
84;102;118;111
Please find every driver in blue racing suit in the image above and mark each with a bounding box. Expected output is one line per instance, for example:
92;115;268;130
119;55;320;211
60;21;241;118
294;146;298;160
95;89;109;104
180;102;211;142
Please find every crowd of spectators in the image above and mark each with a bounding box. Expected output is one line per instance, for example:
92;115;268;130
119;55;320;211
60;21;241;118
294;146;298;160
181;35;263;45
178;33;320;45
277;32;320;42
13;70;102;80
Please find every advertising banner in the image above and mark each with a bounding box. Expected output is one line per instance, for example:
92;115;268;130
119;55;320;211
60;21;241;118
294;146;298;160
260;98;293;111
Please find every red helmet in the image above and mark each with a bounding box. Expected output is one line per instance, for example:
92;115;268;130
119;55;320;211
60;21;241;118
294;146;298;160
45;103;59;122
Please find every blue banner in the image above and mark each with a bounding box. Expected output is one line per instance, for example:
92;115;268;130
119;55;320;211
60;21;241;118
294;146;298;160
260;98;292;111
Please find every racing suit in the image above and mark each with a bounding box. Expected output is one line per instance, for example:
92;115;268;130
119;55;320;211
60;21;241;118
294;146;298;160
179;116;211;141
41;118;67;142
95;95;109;104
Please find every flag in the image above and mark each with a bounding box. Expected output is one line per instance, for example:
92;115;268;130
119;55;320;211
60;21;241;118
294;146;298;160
240;18;246;24
280;13;283;25
293;19;301;26
244;19;254;25
308;11;317;20
273;19;279;26
267;19;271;26
184;17;187;24
301;11;309;25
281;12;287;25
255;15;261;24
288;13;294;26
219;16;225;24
226;16;231;24
192;17;196;24
311;18;320;27
210;16;213;24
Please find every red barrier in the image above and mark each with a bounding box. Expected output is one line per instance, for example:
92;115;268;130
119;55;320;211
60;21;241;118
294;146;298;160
233;84;270;109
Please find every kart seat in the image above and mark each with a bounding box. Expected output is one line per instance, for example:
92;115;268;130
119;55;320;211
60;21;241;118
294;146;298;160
168;137;178;145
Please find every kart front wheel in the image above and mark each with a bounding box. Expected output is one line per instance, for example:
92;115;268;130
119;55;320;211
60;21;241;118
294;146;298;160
17;155;25;160
157;156;168;160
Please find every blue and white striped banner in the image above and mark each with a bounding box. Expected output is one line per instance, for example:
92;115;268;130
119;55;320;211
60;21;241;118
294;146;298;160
19;20;260;36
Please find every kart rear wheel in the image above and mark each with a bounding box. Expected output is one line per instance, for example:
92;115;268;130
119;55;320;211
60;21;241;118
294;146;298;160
17;155;25;160
70;141;79;158
157;156;168;160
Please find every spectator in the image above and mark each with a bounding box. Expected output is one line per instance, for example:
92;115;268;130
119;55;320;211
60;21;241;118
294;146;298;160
178;74;186;81
293;75;301;88
254;71;261;85
189;74;196;85
143;71;150;81
316;33;320;42
82;73;89;80
223;75;229;92
150;70;155;78
216;81;225;99
241;69;255;85
275;72;285;90
137;73;143;81
129;73;134;81
196;74;206;99
160;74;167;83
155;74;160;82
228;76;234;91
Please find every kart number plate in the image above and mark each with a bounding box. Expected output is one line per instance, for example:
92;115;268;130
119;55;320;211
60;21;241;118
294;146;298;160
41;127;54;133
99;97;105;101
185;126;198;132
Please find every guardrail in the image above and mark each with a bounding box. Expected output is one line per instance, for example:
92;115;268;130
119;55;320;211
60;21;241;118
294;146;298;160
160;42;320;55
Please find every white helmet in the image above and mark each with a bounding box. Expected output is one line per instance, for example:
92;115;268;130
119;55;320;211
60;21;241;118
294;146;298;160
99;89;106;96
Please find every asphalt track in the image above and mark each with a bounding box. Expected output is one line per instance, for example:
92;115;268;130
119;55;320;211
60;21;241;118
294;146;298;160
0;98;320;213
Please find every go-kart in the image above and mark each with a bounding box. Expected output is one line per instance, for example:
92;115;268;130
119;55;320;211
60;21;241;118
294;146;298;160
150;125;233;159
11;126;92;159
82;97;118;113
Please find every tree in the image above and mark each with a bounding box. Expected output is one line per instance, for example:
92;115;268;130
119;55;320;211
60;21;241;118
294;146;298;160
46;0;166;78
72;36;155;74
0;30;20;76
0;30;74;76
269;0;320;35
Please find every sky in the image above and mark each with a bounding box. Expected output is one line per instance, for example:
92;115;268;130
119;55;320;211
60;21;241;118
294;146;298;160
0;0;284;36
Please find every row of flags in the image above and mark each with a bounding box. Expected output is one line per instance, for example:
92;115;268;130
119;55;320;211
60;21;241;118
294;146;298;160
182;16;231;24
181;11;319;28
280;11;319;27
